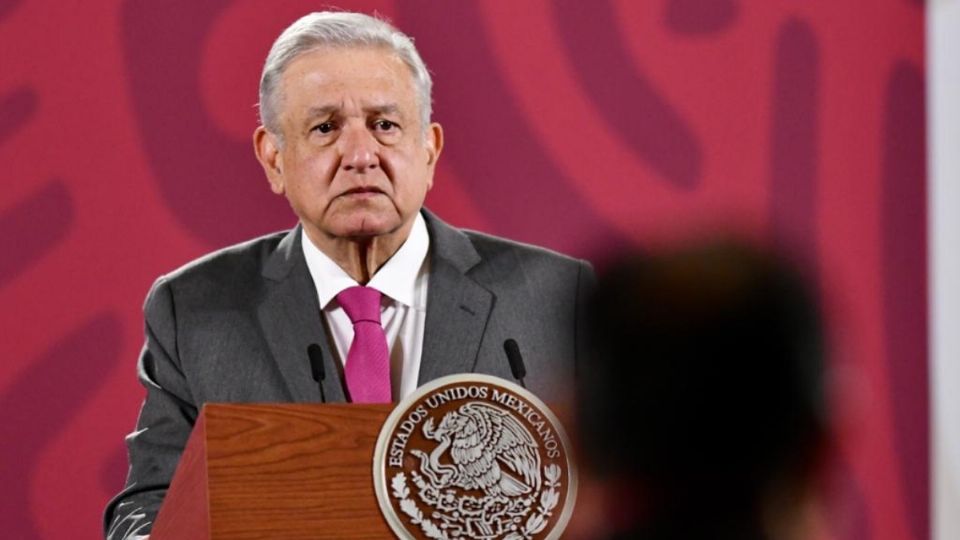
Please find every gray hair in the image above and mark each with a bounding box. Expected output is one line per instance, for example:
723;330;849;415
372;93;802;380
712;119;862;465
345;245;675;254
258;11;433;136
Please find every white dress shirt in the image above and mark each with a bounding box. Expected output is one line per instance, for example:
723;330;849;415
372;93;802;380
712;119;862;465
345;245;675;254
301;213;430;401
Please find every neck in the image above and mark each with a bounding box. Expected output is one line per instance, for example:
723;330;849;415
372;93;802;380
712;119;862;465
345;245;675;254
303;226;410;284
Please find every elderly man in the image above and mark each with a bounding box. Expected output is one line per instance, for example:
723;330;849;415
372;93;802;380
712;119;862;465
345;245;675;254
104;11;591;539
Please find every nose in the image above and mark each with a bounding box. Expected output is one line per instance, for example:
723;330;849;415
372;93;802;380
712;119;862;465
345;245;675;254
339;124;379;172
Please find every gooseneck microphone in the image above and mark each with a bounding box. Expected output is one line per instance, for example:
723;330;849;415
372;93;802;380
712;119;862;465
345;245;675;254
503;339;527;389
307;344;327;403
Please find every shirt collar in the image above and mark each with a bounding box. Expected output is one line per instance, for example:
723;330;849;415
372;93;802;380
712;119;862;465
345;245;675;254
301;212;430;309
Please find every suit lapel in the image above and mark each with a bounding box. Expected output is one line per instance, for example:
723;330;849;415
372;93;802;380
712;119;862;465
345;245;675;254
259;227;346;403
418;211;494;384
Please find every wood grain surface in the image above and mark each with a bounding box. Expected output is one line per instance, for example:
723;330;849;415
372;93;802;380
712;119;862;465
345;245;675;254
154;403;395;539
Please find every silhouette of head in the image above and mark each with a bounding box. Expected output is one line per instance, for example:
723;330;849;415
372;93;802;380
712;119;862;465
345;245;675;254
579;240;828;540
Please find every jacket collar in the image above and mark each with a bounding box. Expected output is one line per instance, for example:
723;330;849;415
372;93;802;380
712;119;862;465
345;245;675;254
418;209;494;384
259;225;346;402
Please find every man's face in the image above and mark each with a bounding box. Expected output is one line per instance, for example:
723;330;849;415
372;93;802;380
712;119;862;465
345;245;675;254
255;47;442;244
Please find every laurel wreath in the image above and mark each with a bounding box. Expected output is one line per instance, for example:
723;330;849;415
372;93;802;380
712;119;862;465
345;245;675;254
390;463;562;540
392;472;450;540
508;463;561;540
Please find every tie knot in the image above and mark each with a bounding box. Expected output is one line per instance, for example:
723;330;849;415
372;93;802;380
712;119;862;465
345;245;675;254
337;286;383;325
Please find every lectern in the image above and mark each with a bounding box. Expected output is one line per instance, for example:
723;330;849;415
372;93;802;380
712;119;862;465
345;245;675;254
150;403;395;540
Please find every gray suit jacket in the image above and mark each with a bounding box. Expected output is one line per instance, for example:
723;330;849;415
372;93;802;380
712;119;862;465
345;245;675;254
104;210;593;539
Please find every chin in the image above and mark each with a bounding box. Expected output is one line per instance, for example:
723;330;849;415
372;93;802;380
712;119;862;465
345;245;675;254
332;213;403;240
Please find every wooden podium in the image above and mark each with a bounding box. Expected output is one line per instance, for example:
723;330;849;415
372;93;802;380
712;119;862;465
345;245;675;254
150;403;395;540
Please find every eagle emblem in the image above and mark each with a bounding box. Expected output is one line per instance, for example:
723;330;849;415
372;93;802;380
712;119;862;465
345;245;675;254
374;375;574;540
412;402;542;498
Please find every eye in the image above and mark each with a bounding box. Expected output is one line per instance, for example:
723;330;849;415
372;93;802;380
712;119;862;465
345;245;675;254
372;119;399;132
312;121;336;134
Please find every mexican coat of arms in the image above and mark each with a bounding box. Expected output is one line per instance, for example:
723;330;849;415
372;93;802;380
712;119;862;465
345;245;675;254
373;374;576;540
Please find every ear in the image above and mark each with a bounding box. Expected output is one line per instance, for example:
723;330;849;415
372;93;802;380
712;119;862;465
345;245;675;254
423;122;444;191
253;126;285;195
425;122;444;167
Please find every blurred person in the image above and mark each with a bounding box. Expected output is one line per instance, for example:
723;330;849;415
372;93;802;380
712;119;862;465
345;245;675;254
577;241;828;540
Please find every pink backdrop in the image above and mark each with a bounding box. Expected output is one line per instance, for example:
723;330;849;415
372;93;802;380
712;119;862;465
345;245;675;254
0;1;927;538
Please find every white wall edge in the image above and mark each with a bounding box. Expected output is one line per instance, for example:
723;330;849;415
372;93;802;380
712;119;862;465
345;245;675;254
928;2;959;540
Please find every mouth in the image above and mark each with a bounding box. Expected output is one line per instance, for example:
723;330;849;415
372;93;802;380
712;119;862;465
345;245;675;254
340;186;385;198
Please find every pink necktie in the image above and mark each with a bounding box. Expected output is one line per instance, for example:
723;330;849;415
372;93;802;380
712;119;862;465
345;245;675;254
337;286;391;403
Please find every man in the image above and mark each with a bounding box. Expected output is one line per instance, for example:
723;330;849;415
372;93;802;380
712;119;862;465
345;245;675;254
104;11;592;539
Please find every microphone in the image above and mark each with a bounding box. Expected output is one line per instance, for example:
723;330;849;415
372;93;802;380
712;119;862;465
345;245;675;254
307;343;327;403
503;339;527;389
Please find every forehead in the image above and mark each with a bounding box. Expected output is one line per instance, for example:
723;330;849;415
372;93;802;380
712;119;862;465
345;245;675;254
278;47;418;116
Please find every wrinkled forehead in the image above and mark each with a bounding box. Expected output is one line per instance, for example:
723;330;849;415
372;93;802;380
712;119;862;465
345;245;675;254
277;45;419;110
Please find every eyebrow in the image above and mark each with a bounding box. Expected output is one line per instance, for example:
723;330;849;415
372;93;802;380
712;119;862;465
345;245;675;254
304;103;402;120
305;105;339;120
366;104;400;116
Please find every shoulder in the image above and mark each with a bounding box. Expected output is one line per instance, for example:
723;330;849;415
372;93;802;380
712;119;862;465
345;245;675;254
423;209;590;278
147;229;292;305
461;228;588;273
461;229;594;304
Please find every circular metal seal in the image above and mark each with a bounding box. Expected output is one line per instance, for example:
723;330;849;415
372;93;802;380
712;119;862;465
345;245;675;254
373;374;577;540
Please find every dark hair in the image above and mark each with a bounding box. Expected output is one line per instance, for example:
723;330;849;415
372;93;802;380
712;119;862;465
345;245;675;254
579;241;827;539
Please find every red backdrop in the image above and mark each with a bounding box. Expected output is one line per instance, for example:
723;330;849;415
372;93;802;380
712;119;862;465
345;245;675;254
0;1;927;538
